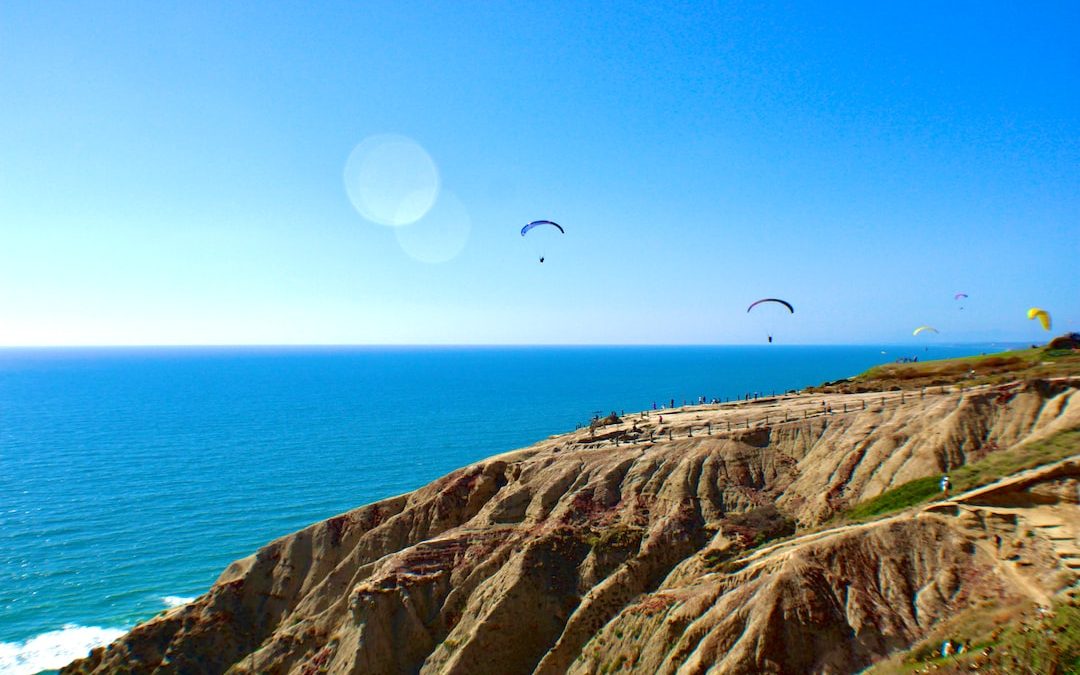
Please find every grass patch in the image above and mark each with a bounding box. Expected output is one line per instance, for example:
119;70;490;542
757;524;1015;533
808;343;1080;394
844;476;941;521
842;428;1080;523
984;599;1080;674
866;594;1080;674
950;428;1080;492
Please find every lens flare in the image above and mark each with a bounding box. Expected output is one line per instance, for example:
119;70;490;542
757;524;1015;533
343;134;439;227
393;190;471;264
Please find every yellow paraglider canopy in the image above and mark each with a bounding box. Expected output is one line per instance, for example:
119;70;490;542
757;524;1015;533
1027;307;1051;331
913;325;939;336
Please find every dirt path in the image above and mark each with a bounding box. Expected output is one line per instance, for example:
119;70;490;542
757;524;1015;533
725;457;1080;598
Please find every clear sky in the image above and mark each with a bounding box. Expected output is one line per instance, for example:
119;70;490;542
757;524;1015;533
1;1;1076;345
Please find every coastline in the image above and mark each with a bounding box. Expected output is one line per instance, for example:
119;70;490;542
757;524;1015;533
57;352;1079;673
0;344;1019;672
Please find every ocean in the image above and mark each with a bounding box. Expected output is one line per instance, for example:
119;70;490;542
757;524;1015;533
0;344;1005;673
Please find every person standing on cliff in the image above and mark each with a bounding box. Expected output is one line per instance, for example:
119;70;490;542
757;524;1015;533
941;475;951;496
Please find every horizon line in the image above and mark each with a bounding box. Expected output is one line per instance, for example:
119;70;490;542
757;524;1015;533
0;341;1029;349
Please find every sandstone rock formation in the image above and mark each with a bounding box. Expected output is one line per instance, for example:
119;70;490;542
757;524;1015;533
63;378;1079;674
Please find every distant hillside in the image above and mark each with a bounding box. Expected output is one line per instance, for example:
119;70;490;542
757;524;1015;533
64;347;1080;674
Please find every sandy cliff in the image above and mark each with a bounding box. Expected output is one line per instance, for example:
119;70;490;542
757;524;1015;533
62;375;1079;674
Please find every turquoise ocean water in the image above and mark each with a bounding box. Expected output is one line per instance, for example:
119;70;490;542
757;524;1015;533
0;344;1007;672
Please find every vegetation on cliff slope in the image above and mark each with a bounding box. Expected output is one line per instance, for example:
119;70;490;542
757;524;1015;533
809;340;1080;393
843;428;1080;522
868;591;1080;674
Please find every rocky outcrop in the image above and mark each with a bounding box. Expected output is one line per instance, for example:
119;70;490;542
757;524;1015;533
63;379;1079;674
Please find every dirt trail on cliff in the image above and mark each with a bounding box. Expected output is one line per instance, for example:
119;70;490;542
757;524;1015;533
565;457;1078;675
63;376;1079;675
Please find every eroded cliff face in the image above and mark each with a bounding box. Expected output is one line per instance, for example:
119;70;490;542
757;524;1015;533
63;379;1079;674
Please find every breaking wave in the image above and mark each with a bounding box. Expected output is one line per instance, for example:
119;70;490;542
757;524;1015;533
162;595;195;608
0;624;126;675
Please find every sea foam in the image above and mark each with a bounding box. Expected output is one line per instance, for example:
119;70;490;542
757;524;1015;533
0;624;126;675
162;595;195;608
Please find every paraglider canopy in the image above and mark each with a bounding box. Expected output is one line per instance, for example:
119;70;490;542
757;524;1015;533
1027;307;1051;331
746;298;794;314
913;326;939;336
746;298;793;344
520;220;564;236
521;220;564;263
954;293;968;300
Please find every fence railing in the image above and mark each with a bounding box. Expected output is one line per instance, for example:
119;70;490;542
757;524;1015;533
580;383;995;448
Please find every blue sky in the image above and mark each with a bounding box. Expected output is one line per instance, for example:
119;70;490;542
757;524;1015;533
1;1;1076;345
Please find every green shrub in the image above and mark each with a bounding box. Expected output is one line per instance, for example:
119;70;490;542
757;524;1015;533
844;476;941;521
